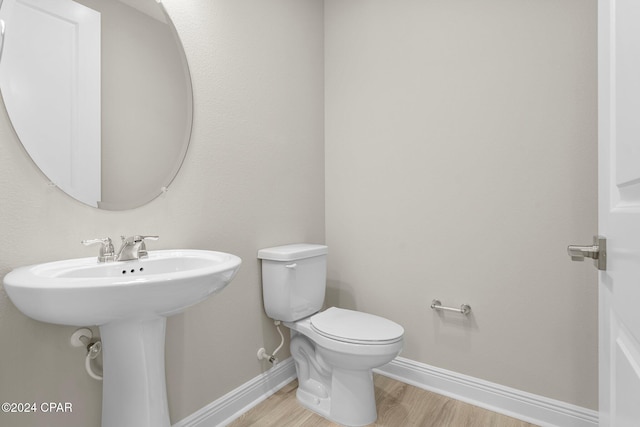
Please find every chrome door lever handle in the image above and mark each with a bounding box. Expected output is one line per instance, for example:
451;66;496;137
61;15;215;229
568;245;599;260
567;235;606;271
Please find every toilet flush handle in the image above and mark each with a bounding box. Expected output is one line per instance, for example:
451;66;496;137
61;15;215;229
285;263;297;269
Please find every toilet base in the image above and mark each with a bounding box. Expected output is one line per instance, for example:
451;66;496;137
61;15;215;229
331;368;377;426
290;333;380;427
296;368;377;426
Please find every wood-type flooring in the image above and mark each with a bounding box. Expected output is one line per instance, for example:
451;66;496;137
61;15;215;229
228;374;539;427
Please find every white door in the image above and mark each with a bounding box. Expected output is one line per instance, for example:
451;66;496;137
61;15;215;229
0;0;101;207
598;0;640;425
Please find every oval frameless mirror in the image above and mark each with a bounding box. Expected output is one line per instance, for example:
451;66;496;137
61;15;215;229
0;0;193;210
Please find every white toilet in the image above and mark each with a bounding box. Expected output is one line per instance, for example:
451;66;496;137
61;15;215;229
258;243;404;427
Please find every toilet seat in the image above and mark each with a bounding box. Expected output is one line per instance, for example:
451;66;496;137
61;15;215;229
310;307;404;345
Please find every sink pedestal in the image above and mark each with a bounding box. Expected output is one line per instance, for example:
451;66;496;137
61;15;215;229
100;317;170;427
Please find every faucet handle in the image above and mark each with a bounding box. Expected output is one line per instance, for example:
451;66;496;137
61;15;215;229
119;235;159;259
137;236;158;258
120;235;159;243
82;237;116;262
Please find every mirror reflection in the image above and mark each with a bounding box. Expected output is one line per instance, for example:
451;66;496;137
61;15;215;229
0;0;193;210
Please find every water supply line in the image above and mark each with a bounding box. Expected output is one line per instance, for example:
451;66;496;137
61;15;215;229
257;320;285;365
85;341;103;381
70;328;103;381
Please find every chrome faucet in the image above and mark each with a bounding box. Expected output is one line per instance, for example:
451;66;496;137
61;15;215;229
116;235;159;261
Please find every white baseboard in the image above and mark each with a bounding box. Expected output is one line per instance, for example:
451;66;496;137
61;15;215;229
173;355;598;427
374;357;598;427
172;357;296;427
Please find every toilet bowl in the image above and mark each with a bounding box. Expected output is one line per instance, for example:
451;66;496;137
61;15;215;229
258;244;404;426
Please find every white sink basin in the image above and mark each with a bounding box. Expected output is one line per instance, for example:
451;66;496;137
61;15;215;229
3;249;241;326
2;249;241;427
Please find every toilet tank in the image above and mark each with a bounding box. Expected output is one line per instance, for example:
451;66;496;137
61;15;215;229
258;244;328;322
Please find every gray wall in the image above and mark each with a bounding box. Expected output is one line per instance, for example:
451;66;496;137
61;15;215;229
325;0;598;410
0;1;324;426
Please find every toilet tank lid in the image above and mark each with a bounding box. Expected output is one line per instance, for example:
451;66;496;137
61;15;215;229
258;243;328;261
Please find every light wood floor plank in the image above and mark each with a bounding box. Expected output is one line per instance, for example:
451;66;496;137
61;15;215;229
228;374;539;427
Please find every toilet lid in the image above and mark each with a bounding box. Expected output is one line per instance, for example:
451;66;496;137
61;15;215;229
310;307;404;345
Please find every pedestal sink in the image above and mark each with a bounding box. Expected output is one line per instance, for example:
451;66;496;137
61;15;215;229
2;249;242;427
